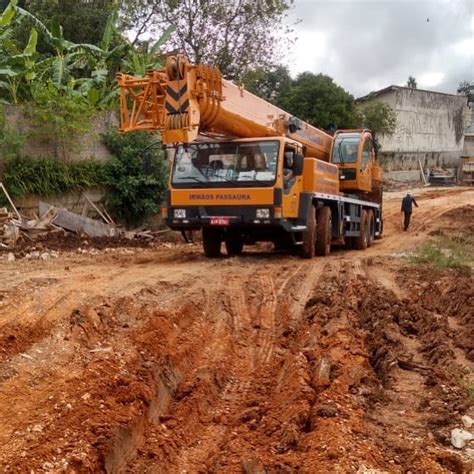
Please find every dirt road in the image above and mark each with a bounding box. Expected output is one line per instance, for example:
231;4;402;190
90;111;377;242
0;187;472;473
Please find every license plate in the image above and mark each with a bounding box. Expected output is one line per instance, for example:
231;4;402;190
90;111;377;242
210;217;230;226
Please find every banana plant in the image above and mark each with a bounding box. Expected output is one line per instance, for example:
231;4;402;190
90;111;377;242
75;9;130;106
13;7;103;91
0;0;174;107
0;0;38;103
121;25;175;76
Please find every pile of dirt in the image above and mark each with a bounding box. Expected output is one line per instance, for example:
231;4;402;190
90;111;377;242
302;263;472;472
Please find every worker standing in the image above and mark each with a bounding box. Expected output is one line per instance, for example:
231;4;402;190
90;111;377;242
401;192;419;231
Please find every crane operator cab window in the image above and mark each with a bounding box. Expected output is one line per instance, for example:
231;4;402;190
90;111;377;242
283;147;297;190
171;141;279;187
332;136;360;164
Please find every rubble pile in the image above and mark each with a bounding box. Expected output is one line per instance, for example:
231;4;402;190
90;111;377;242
0;205;60;249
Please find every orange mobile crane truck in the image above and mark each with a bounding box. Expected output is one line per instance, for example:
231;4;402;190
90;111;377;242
117;55;383;258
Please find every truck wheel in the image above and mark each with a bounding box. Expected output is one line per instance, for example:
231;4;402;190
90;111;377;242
225;235;244;256
375;217;383;240
367;210;375;247
316;206;332;256
355;209;368;250
202;227;221;258
300;204;316;259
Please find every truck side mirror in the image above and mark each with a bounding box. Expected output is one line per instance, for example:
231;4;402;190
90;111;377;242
293;154;304;176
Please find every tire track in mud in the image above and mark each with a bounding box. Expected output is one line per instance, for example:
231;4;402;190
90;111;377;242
124;262;326;472
180;263;326;471
254;274;277;366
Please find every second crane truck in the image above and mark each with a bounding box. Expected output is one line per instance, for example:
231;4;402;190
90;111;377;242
117;55;383;258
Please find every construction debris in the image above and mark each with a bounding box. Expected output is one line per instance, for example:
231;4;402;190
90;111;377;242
460;156;474;185
428;167;455;186
39;202;117;239
0;202;60;248
0;183;169;249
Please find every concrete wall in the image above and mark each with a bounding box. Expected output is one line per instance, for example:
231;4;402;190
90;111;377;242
463;105;474;157
15;189;105;217
371;88;467;171
2;106;119;162
464;136;474;157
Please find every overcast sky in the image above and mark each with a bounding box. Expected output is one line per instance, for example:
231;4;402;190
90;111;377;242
285;0;473;98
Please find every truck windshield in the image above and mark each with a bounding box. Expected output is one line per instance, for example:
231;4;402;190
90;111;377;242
332;137;360;164
171;141;279;187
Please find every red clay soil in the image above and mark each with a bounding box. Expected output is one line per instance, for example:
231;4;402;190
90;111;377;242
0;187;472;473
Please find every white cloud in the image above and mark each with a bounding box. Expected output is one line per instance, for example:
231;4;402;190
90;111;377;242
418;72;445;88
452;37;474;56
287;0;473;97
289;31;329;76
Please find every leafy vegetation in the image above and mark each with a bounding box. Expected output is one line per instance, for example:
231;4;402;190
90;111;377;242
25;83;95;159
102;131;168;227
278;72;357;130
355;100;396;136
354;99;397;151
457;80;474;103
16;0;115;49
119;0;295;80
242;65;293;105
0;104;25;159
3;155;106;198
0;0;171;107
406;76;417;89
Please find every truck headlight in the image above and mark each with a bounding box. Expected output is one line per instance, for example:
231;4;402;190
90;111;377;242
174;209;186;219
256;208;270;219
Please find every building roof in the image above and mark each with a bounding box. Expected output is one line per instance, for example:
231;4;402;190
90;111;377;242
356;85;467;102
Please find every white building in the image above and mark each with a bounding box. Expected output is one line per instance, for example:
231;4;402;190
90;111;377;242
357;86;468;176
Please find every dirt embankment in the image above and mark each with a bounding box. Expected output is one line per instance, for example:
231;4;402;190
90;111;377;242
0;187;472;473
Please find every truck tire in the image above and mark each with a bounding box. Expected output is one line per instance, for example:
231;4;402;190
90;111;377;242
300;204;316;259
225;235;244;256
367;210;375;247
316;206;332;256
375;217;383;240
355;209;368;250
202;227;221;258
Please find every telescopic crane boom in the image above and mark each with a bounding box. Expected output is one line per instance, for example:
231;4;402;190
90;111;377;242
118;54;333;161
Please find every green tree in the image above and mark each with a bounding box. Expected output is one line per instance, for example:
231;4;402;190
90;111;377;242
119;0;295;80
241;65;292;105
457;80;474;103
355;99;396;152
279;72;356;130
406;75;417;89
102;130;168;226
17;0;115;49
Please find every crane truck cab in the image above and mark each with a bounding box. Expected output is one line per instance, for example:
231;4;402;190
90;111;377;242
331;129;383;201
166;136;329;257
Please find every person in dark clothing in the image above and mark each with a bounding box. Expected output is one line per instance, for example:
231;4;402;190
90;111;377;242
401;193;418;231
